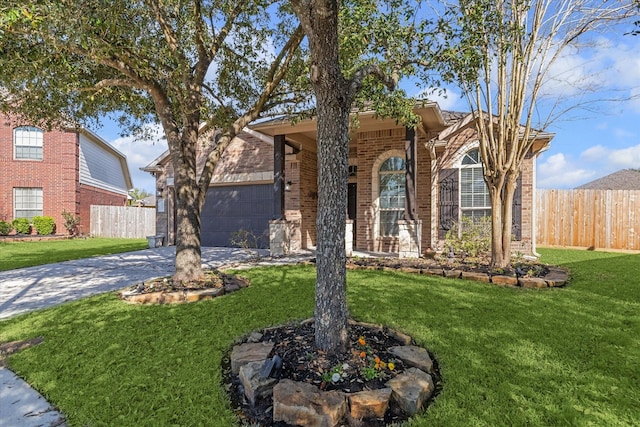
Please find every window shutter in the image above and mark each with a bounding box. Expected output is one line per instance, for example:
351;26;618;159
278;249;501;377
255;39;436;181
512;174;522;241
438;168;459;239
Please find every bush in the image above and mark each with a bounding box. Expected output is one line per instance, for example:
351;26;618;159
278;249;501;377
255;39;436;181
444;216;491;260
32;216;56;235
62;210;81;236
0;220;11;236
229;228;267;261
12;218;31;235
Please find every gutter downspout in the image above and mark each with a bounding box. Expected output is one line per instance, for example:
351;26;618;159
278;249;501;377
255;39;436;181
532;154;541;258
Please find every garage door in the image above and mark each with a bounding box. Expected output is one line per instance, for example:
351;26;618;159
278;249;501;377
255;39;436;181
201;184;274;248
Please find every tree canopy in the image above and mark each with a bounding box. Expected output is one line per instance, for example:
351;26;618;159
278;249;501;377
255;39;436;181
0;0;307;280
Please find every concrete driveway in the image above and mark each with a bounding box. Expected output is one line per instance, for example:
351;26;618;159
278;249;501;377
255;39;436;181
0;246;272;321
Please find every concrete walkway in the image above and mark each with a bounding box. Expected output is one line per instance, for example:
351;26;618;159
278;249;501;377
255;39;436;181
0;246;312;426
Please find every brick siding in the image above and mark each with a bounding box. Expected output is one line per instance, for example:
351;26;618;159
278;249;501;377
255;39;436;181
0;113;126;235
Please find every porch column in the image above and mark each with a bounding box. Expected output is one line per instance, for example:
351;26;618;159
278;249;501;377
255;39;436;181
405;127;418;221
400;127;421;258
270;134;288;256
273;134;286;220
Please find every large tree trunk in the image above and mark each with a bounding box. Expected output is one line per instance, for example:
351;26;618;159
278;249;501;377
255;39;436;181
172;131;204;283
314;95;350;355
300;0;351;355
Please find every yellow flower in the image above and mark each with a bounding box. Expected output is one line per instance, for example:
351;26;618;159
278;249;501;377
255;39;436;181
388;362;395;371
358;336;366;346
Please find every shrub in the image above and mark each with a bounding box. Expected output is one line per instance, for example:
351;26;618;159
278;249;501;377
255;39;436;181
32;216;56;235
62;210;81;236
229;228;267;261
12;218;31;235
444;216;491;260
0;220;11;236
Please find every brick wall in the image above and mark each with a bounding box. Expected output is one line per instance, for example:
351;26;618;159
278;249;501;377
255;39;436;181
79;184;127;235
297;149;318;248
437;128;536;252
0;115;80;234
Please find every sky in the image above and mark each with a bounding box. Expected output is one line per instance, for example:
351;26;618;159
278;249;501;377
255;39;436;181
95;21;640;194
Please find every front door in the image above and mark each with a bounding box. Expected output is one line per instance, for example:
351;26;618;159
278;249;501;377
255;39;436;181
348;183;357;247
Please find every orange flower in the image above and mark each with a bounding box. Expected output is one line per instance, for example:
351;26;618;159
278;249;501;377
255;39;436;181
358;337;366;346
359;351;366;358
374;357;381;364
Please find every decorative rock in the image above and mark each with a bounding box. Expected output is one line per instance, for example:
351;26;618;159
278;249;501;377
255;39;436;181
544;267;569;287
399;267;421;274
349;388;392;420
443;269;462;278
491;275;518;286
273;379;347;427
387;329;412;346
246;331;264;343
385;368;434;416
420;268;442;277
230;341;274;374
519;277;548;288
239;361;278;405
389;345;433;373
461;271;490;282
184;287;225;302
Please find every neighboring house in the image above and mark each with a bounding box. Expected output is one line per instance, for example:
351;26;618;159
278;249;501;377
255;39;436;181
0;114;132;234
145;103;552;256
576;169;640;190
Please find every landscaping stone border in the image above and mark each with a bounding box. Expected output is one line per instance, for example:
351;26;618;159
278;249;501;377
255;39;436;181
227;319;440;427
118;275;249;304
346;261;570;288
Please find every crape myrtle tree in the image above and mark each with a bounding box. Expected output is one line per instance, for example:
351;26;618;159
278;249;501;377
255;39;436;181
0;0;307;282
432;0;634;267
290;0;427;354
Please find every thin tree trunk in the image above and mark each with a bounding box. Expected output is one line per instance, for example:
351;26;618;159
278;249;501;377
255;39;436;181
489;187;505;267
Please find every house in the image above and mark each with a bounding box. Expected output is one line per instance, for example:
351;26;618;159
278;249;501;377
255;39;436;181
576;169;640;190
0;114;132;234
145;102;552;256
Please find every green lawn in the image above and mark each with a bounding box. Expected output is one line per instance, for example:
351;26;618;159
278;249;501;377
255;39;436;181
0;238;148;271
0;248;638;426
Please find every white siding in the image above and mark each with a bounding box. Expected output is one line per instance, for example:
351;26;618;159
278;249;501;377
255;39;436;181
79;134;128;194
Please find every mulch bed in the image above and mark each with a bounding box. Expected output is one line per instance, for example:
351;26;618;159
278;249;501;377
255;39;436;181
223;321;442;426
346;255;550;278
126;270;245;294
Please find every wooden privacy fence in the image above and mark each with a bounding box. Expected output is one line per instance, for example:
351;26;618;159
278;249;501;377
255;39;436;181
90;205;156;239
536;189;640;250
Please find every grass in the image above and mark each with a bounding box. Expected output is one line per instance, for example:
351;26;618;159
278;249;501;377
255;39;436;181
0;248;638;426
0;238;148;271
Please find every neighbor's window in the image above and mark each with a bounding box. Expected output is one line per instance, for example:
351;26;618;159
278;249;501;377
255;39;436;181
14;188;43;221
379;157;405;236
14;126;44;160
460;148;490;221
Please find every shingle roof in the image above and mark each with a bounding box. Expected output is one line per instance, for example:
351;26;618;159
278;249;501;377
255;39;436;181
576;169;640;190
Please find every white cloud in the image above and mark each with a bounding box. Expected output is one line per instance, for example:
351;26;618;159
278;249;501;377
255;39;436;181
538;142;640;189
413;87;466;111
608;145;640;168
580;145;608;162
537;153;595;188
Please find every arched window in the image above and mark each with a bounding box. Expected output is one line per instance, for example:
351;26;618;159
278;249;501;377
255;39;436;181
14;126;44;160
379;157;405;236
460;148;490;220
